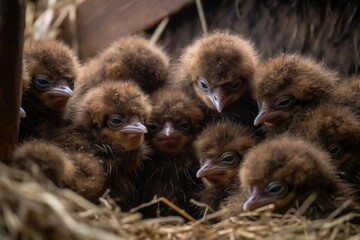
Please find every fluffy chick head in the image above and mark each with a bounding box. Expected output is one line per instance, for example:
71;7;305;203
194;121;255;188
24;40;79;111
147;87;204;153
240;135;336;212
254;53;339;127
179;30;258;112
291;104;360;178
101;36;169;94
75;80;152;151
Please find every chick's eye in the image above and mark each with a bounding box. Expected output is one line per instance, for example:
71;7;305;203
34;75;53;90
230;80;243;91
107;115;124;129
220;152;238;166
178;118;191;131
197;78;210;91
266;181;288;197
275;96;295;109
147;121;160;133
327;143;344;158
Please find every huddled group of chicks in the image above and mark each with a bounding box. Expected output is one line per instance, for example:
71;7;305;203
11;30;360;222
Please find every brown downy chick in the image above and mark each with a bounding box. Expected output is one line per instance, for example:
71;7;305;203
76;35;169;97
228;135;359;220
70;80;151;209
177;30;259;126
194;122;256;211
74;80;151;152
20;40;79;140
138;87;204;218
11;139;105;201
42;80;151;209
289;104;360;197
253;53;339;136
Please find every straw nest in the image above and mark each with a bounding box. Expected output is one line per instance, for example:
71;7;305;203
25;0;81;54
1;162;360;240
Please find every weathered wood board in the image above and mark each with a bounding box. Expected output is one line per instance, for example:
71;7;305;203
69;0;194;59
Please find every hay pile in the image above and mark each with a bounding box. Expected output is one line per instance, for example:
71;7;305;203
1;162;359;240
25;0;80;53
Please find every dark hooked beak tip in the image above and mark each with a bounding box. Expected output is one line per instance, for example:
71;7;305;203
253;101;272;126
208;87;226;113
243;186;273;211
196;160;228;178
197;160;212;178
254;111;267;126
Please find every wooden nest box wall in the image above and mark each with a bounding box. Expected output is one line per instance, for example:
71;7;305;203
60;0;359;75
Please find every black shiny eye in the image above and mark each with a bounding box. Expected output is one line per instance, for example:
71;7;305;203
327;143;344;158
275;96;296;109
147;121;161;133
219;152;239;166
197;77;210;91
178;118;191;132
107;115;124;130
33;75;53;90
230;80;243;91
266;181;288;197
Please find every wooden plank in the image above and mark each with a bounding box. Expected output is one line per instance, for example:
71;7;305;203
75;0;194;59
0;0;26;163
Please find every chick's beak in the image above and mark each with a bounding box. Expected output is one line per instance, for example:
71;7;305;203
47;86;73;98
243;186;274;211
207;87;226;113
161;122;174;137
19;107;26;119
47;80;73;98
119;116;147;134
254;101;280;126
196;159;228;178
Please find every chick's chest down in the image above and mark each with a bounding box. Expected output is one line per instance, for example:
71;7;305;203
138;87;204;218
20;40;79;141
194;121;256;211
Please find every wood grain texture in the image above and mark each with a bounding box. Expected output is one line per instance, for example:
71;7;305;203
0;0;26;162
75;0;194;59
